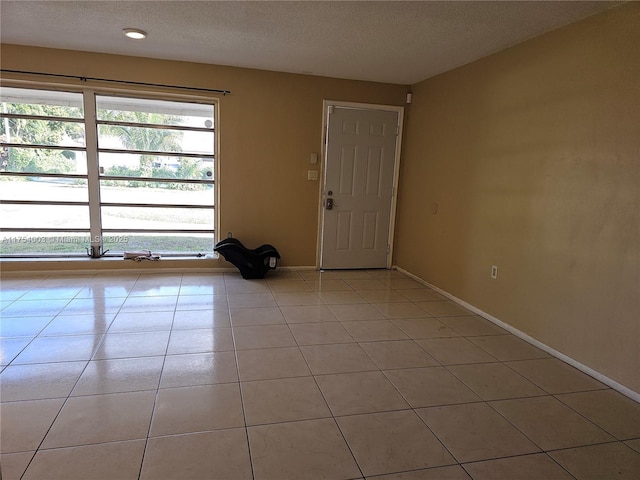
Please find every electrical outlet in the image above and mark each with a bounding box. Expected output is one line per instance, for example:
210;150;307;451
491;265;498;279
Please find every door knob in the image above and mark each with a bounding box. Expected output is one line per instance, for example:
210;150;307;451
326;198;338;210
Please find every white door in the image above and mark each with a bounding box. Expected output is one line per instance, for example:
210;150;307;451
320;103;402;269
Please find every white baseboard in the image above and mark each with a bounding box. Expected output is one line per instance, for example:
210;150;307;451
281;266;318;271
395;266;640;403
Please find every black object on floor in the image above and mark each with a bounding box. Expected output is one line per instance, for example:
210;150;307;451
214;238;280;279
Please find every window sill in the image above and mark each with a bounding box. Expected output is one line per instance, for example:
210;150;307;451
0;254;234;276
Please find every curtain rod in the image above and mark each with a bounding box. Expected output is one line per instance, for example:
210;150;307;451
0;69;231;96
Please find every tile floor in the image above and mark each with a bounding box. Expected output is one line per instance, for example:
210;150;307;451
1;269;639;479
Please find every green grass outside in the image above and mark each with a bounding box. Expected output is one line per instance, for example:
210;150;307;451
0;235;213;256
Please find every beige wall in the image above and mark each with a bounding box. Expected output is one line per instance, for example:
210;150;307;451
0;44;407;271
395;3;639;393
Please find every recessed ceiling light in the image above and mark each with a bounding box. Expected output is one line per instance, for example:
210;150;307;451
123;28;147;40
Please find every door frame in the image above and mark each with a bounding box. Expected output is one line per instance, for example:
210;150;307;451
316;100;405;269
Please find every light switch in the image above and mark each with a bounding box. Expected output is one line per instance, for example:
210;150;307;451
310;153;318;164
307;170;318;181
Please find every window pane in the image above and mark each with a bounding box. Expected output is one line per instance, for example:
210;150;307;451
1;147;87;175
2;117;85;148
1;87;84;118
1;204;89;229
101;206;213;230
99;152;213;180
0;232;90;256
98;124;213;155
97;95;216;257
0;177;88;202
96;95;213;129
100;181;213;206
103;232;213;255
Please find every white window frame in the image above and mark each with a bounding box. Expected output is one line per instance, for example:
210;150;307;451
0;81;220;258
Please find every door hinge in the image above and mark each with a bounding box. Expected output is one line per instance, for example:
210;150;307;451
328;105;334;115
386;244;390;254
395;125;399;136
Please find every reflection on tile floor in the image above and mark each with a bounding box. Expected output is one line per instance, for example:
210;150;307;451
1;269;639;480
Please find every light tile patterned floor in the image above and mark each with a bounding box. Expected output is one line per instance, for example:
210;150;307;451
1;269;639;480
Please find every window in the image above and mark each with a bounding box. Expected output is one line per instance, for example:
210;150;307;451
0;86;216;258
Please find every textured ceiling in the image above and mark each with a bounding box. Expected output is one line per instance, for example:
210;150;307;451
0;1;620;85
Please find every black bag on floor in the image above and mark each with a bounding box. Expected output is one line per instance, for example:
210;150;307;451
214;238;280;279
